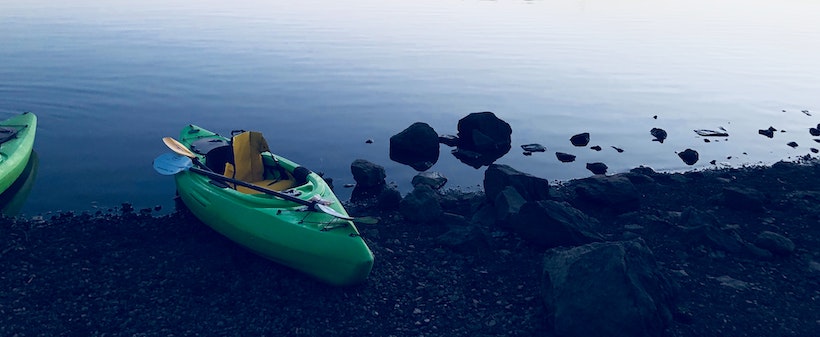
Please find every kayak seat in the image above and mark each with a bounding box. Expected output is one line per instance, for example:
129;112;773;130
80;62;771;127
223;131;296;194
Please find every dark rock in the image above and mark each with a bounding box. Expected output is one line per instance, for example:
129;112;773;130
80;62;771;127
483;164;550;202
509;200;603;248
450;148;484;169
438;134;459;147
521;143;546;152
572;175;641;214
585;162;608;175
612;146;624;153
570;132;590;147
721;186;766;211
399;185;443;224
438;190;485;217
389;122;440;171
411;171;448;190
556;152;576;163
365;139;373;144
811;148;819;153
787;141;798;148
454;112;512;168
350;159;386;189
590;145;602;151
376;186;402;211
809;127;820;136
651;128;668;143
754;231;795;256
542;239;678;337
677;149;699;165
759;127;776;138
493;186;527;228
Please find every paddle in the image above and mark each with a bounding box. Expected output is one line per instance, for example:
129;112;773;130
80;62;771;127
153;152;378;224
162;137;213;172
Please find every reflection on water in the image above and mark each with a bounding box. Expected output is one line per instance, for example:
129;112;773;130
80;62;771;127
0;151;38;216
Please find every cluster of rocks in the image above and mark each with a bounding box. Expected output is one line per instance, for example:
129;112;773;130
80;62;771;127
387;112;820;177
389;111;512;170
346;156;816;337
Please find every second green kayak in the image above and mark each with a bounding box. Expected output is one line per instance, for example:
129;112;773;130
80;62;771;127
0;112;37;195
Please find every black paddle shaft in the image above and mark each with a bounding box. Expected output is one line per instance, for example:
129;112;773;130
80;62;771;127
188;166;313;207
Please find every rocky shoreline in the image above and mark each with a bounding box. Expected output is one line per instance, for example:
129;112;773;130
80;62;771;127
2;157;818;337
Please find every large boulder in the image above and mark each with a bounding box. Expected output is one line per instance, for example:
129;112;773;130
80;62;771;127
509;200;603;248
452;112;512;168
484;164;550;202
389;122;440;171
571;174;641;214
542;239;678;337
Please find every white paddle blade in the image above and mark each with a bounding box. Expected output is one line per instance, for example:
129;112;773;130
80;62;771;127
315;203;355;221
153;153;194;175
162;137;196;158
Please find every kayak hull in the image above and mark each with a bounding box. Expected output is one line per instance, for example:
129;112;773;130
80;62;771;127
173;125;373;286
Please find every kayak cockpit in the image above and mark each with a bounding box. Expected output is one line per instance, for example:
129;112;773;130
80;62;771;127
190;131;313;195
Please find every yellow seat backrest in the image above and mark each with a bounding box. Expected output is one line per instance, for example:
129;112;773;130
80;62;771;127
225;131;270;183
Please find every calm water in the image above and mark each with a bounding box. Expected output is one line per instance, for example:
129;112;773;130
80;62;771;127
1;0;819;216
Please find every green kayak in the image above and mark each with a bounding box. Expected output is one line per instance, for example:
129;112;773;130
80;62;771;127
170;124;374;286
0;112;37;195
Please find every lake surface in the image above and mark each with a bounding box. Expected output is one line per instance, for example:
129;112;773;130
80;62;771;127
1;0;819;216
